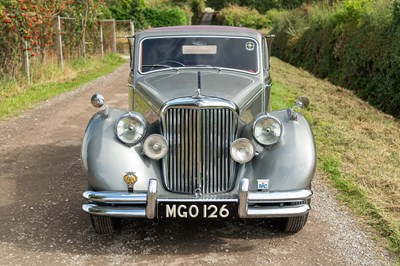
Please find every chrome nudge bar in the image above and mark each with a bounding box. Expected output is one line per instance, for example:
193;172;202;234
82;178;312;219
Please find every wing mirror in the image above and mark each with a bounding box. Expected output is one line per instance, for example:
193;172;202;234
91;94;105;108
91;93;109;117
288;96;310;121
295;96;310;109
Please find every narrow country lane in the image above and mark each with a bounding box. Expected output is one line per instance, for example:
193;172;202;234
0;63;391;265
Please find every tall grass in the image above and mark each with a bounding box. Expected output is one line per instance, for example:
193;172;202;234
270;57;400;258
0;54;126;121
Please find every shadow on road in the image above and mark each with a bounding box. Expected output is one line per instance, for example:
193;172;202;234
0;142;293;257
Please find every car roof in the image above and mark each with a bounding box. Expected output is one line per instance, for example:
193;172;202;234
136;25;262;40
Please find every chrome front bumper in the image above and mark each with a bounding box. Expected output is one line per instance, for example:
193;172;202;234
82;178;312;219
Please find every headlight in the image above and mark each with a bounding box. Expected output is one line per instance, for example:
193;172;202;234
253;114;282;146
143;134;168;160
115;112;146;145
230;138;255;164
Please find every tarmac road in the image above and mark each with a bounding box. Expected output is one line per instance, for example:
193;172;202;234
0;63;392;265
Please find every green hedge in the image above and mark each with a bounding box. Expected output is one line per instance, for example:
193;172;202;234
143;7;188;27
269;1;400;118
216;5;271;29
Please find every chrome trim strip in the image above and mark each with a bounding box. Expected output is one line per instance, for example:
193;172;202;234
146;179;157;219
239;178;249;218
83;189;312;204
263;83;271;113
83;191;147;203
247;204;310;218
82;204;146;218
248;190;312;203
196;108;202;193
83;201;310;218
160;96;239;115
128;84;135;111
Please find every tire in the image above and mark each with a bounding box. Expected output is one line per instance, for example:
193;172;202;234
281;213;309;233
90;215;122;234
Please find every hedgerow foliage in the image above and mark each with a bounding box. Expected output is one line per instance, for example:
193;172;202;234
0;0;108;76
143;7;187;27
216;4;271;29
269;0;400;118
130;0;203;28
207;0;313;12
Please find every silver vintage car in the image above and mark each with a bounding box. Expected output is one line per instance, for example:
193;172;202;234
81;26;316;234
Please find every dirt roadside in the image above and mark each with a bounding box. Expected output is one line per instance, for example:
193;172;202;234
0;63;392;265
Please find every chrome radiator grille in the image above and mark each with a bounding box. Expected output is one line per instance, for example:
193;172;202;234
162;107;237;194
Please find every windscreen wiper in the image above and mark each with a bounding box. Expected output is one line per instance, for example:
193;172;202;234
142;64;175;70
195;65;222;72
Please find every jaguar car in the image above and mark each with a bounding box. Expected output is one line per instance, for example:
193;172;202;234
81;26;316;234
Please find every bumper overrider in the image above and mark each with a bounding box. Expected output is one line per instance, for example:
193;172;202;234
82;179;312;219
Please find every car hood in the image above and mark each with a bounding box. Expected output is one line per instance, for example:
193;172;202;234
135;70;263;111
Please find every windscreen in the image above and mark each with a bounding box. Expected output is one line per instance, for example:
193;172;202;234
140;37;259;73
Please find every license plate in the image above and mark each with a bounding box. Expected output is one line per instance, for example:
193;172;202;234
157;201;237;219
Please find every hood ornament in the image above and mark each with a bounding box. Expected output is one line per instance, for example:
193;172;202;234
194;88;203;98
193;71;205;99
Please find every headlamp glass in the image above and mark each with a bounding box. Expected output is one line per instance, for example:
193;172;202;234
253;115;282;146
143;134;168;160
230;138;255;164
115;112;146;145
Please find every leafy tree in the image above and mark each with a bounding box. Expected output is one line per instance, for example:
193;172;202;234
393;0;400;28
241;0;279;12
206;0;240;11
130;0;148;28
105;0;131;20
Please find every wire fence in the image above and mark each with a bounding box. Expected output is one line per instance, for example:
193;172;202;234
2;16;134;83
56;17;134;70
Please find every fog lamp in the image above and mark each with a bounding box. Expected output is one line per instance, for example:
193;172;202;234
143;134;168;160
253;114;282;146
230;138;255;164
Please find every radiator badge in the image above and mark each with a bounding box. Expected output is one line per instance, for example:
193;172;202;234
257;179;269;191
123;172;138;192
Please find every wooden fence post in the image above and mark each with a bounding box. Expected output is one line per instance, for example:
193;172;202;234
112;19;117;53
25;41;31;84
100;21;104;58
130;20;134;36
82;18;87;63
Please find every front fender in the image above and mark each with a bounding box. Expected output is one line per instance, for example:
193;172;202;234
241;110;316;191
81;109;161;191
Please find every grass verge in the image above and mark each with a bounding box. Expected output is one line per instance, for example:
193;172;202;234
0;54;126;121
270;57;400;260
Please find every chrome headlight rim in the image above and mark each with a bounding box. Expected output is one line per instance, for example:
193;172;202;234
252;114;283;146
114;112;147;146
230;138;255;164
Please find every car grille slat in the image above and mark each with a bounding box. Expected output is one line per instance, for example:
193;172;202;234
162;107;237;194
